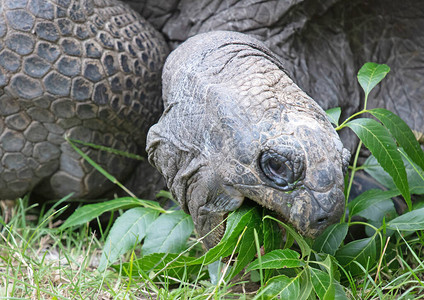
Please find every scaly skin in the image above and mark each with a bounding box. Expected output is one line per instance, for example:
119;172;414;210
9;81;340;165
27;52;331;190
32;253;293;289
1;0;352;247
128;0;424;153
0;0;168;199
147;31;350;248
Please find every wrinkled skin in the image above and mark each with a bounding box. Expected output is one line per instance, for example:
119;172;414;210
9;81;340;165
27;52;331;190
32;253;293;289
147;32;349;248
129;0;424;151
1;0;423;247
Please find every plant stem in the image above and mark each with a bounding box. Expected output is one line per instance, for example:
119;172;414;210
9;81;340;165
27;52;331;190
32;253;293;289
341;87;371;222
336;109;370;130
344;140;363;223
364;93;369;111
348;221;380;233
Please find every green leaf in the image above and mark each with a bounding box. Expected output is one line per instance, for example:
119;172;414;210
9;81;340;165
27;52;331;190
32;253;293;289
142;210;194;255
362;200;396;237
254;274;301;300
299;270;313;300
114;205;263;279
335;237;376;277
120;205;262;278
208;260;223;285
115;252;202;280
263;215;282;253
264;216;311;258
347;189;400;218
363;156;397;189
310;268;334;300
387;207;424;231
323;257;336;300
369;108;424;171
364;154;424;195
246;249;304;271
313;223;348;255
228;213;263;278
334;282;349;300
221;205;254;241
60;197;151;229
155;190;173;200
346;118;410;209
261;217;283;281
357;199;396;223
194;206;261;265
398;148;424;194
99;207;159;270
357;63;390;99
312;256;347;299
326;107;342;127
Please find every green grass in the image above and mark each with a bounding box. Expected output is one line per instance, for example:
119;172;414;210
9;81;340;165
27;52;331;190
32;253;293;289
2;196;424;299
0;198;131;299
0;198;255;299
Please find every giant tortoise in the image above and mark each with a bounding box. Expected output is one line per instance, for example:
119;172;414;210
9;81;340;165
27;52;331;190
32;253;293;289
0;0;422;247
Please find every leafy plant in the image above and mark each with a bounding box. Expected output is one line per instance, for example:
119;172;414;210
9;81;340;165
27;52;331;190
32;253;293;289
61;62;424;298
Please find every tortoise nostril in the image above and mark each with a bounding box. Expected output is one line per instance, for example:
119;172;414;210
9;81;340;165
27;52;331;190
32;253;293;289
316;217;328;225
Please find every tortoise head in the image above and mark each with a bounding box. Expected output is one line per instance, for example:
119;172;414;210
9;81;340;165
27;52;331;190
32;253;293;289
146;31;350;249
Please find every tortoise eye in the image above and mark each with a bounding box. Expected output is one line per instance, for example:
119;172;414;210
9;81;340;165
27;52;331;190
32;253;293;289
268;158;291;177
260;151;301;190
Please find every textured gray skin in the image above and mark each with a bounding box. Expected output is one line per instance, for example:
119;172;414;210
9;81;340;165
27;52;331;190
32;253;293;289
128;0;424;152
0;0;168;199
2;0;423;246
147;32;349;248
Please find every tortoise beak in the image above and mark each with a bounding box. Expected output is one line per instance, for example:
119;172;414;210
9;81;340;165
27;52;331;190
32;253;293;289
197;208;228;249
287;187;345;238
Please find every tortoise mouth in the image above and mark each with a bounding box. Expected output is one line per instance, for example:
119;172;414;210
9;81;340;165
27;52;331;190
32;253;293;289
214;197;287;244
214;195;336;246
202;212;229;249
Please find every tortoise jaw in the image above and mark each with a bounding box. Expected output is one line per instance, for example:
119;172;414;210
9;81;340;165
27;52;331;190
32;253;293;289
197;207;229;249
197;186;344;249
286;187;345;238
204;213;228;249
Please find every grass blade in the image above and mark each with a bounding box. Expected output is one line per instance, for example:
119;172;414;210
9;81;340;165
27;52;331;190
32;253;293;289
66;137;137;198
69;138;144;161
